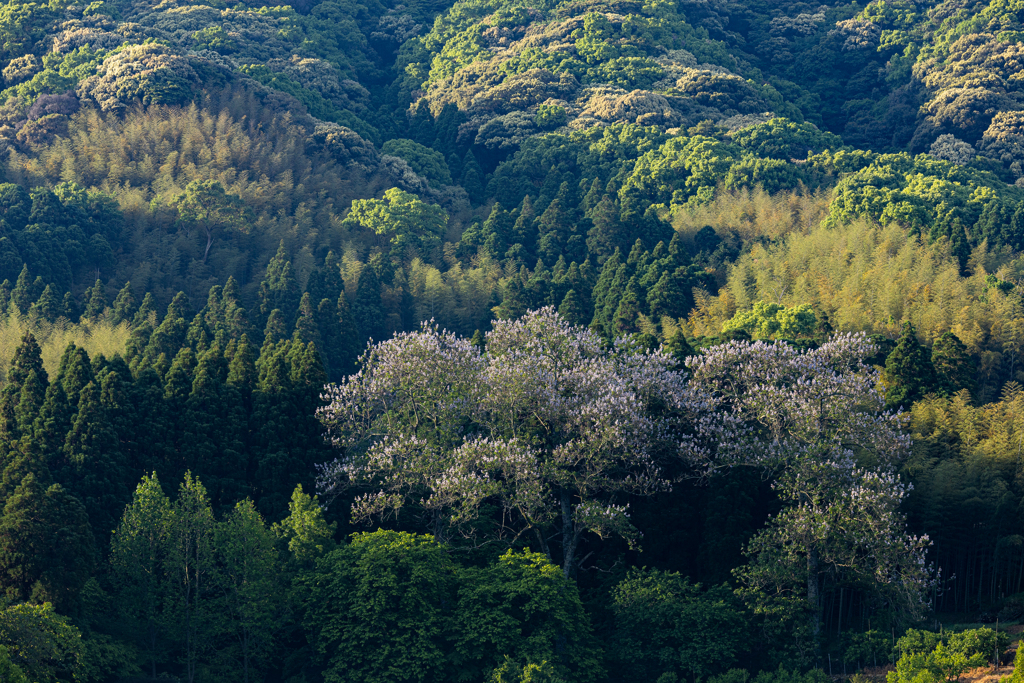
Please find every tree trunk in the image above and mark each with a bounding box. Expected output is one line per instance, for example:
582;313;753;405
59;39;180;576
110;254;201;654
561;490;577;580
808;546;821;653
203;226;213;264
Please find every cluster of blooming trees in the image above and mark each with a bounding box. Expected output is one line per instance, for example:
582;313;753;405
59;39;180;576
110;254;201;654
318;308;934;642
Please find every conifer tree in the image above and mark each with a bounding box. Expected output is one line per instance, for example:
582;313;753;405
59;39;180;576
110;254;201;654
0;334;46;447
932;331;976;397
62;380;126;539
586;196;625;265
0;472;96;610
110;282;136;325
352;265;384;343
494;274;528;320
133;292;157;328
293;293;322;348
31;379;72;469
613;282;643;334
258;242;299;332
143;293;192;373
83;279;107;319
481;203;513;260
10;266;35;315
647;271;688;320
883;322;936;409
185;345;246;510
227;334;258;405
461;150;485;203
558;289;587;326
58;345;93;410
28;285;59;322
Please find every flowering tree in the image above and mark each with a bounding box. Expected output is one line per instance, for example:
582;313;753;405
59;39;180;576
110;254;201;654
680;334;933;650
316;307;685;578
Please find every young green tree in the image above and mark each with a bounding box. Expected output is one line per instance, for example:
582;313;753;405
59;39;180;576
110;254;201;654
453;550;603;683
174;180;249;264
0;602;82;683
303;530;456;683
110;473;173;679
610;569;745;683
216;499;280;683
166;472;217;683
344;188;448;258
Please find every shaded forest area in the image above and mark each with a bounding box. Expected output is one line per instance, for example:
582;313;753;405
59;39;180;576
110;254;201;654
1;0;1024;681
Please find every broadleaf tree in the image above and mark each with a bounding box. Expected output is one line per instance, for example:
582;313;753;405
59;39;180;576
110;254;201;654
317;307;685;578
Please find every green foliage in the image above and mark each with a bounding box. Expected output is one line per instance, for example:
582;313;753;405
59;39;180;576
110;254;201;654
381;139;453;187
345;188;449;258
304;530;456;683
454;549;603;682
722;302;817;340
610;568;746;682
888;628;1007;683
0;602;82;683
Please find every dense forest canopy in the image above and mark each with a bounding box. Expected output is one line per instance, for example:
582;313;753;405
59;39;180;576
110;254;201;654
1;0;1024;681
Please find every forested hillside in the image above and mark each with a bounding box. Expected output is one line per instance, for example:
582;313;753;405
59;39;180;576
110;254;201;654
2;0;1024;681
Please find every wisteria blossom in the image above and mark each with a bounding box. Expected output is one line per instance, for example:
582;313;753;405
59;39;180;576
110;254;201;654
681;334;934;643
317;307;685;577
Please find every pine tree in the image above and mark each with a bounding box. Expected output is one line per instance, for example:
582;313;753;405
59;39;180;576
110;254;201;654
352;265;384;343
558;289;587;326
133;292;157;328
185;346;247;510
0;473;96;610
494;274;528;320
883;322;936;409
932;331;976;397
28;285;59;322
258;242;299;331
83;278;107;319
110;282;136;325
10;266;34;314
613;282;643;334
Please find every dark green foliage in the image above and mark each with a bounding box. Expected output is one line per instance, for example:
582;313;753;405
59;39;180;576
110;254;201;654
931;332;975;397
883;322;936;409
304;531;456;683
610;569;745;682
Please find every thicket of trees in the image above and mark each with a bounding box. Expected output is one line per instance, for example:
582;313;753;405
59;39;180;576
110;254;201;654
2;0;1024;680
